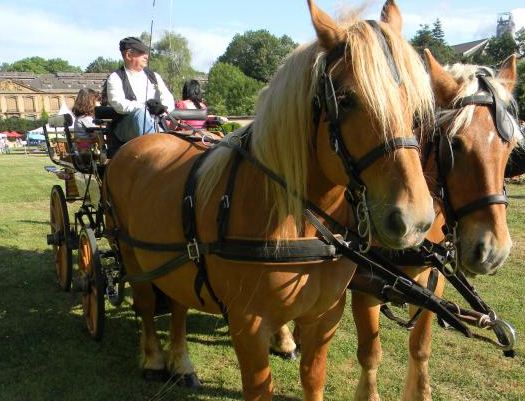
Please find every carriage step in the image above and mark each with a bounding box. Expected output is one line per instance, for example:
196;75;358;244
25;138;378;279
44;166;72;180
47;232;62;246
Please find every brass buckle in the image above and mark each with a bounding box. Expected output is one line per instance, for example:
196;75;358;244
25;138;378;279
187;239;200;261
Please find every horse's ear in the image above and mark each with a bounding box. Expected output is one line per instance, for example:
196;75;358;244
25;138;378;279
424;49;459;107
497;54;517;92
307;0;345;51
380;0;403;34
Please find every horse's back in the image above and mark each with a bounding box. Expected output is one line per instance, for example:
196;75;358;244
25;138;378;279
105;134;200;243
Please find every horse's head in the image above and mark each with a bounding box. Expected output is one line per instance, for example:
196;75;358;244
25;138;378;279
425;51;519;275
308;0;434;249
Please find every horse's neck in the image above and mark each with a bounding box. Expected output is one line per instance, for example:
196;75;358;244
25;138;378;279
304;159;350;237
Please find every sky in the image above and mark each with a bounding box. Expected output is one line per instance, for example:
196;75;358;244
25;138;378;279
0;0;524;73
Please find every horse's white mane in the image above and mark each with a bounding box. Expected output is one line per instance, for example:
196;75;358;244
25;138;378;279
438;63;517;139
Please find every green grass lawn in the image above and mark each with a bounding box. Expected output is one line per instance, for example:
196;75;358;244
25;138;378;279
0;154;524;401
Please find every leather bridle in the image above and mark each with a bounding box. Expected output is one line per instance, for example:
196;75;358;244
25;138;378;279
313;20;420;251
433;70;518;236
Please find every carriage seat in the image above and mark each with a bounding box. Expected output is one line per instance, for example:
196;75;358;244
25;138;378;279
93;106;125;158
168;108;208;121
93;106;121;125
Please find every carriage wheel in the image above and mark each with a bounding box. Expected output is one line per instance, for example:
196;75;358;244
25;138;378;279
49;185;73;291
77;227;105;341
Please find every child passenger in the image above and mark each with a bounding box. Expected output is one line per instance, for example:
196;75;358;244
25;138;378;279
72;88;100;150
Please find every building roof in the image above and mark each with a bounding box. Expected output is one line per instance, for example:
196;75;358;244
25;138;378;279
451;38;489;57
0;72;107;93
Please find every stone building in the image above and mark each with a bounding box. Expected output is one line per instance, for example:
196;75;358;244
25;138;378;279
0;72;106;120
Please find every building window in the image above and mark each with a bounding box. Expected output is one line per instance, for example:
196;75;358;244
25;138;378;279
24;96;36;112
25;114;37;120
50;96;60;111
66;96;75;109
6;96;18;112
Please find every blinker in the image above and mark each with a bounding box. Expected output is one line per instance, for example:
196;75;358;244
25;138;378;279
438;135;455;176
478;74;515;143
323;72;339;121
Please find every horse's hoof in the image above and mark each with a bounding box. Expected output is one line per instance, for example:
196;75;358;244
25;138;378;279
142;368;170;382
270;349;298;360
171;372;202;388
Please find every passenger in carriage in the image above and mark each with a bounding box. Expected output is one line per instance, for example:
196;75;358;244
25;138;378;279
172;79;229;131
105;36;175;142
175;79;207;129
72;88;100;151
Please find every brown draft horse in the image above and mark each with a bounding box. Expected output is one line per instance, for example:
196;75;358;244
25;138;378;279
104;1;436;399
350;54;519;401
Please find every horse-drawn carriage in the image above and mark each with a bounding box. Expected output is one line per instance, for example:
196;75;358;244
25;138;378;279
43;106;221;340
41;1;522;399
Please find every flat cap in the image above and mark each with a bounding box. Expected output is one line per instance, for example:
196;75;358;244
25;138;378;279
119;37;149;53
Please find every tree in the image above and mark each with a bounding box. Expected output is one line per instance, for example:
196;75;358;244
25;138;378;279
0;57;81;73
218;30;298;83
85;57;122;73
481;32;518;66
145;31;198;97
206;62;264;115
46;58;82;73
0;116;46;132
431;19;446;43
410;20;458;64
515;27;525;59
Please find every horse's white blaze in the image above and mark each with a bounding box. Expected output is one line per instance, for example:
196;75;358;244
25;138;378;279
487;129;496;144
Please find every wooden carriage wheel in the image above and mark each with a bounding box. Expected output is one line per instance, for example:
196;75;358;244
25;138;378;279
77;227;105;341
49;185;73;290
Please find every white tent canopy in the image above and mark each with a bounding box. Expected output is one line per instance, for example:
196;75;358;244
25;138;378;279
57;102;75;128
26;102;75;136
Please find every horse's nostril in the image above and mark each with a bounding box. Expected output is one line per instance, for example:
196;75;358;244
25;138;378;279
474;241;489;263
420;221;432;233
387;210;408;237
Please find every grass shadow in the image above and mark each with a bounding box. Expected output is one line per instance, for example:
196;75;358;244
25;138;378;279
16;219;50;226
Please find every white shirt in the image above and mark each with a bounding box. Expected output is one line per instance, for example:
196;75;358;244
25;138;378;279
107;67;175;114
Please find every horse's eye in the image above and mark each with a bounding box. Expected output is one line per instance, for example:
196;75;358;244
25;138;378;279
338;93;357;110
451;137;463;152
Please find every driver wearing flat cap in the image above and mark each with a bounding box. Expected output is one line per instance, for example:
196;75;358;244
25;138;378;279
106;36;175;142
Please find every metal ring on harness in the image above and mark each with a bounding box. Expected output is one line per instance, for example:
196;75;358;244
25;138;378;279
490;318;517;352
201;132;216;147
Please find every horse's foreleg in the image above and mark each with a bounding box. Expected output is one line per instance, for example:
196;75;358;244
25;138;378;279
130;281;167;380
403;268;445;401
270;324;298;360
297;293;346;401
166;300;201;387
351;291;382;401
229;315;273;401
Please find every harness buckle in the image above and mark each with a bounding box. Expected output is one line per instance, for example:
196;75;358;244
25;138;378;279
220;195;230;209
392;275;413;292
187;239;200;261
184;195;194;208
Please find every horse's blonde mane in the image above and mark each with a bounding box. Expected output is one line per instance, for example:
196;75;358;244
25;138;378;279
438;63;516;138
197;10;433;239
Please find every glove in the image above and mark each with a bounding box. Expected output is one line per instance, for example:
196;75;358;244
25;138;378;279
146;99;168;116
